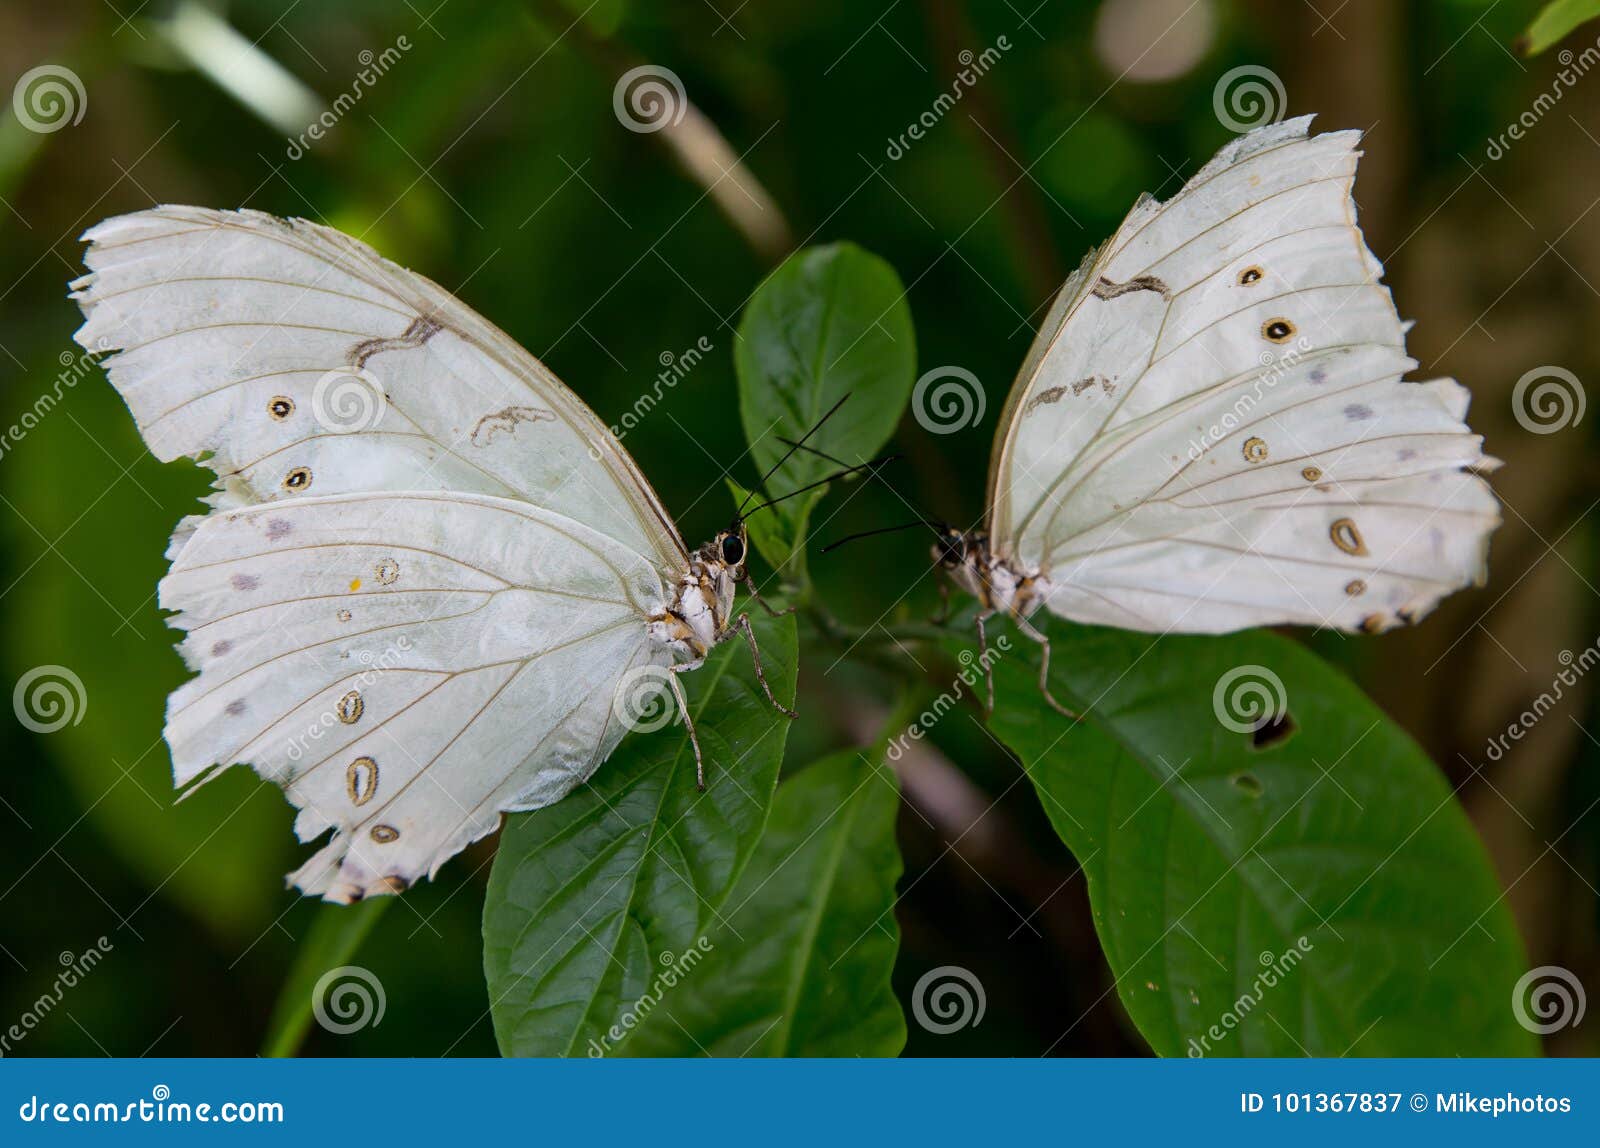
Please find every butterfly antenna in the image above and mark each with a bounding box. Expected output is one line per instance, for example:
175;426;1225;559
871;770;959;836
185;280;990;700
773;436;856;472
778;436;947;549
778;436;933;507
819;520;941;554
736;393;852;517
743;455;901;518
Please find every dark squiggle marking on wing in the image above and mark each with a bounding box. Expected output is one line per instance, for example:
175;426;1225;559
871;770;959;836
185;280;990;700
1025;385;1068;413
471;406;557;447
350;314;444;367
1093;274;1171;301
1024;376;1116;415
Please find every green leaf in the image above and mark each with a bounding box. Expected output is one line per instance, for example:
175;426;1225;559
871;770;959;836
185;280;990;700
260;900;391;1057
735;243;915;546
616;750;906;1057
945;617;1536;1056
1518;0;1600;54
483;610;798;1056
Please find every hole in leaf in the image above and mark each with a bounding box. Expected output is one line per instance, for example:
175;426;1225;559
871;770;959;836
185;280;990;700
1250;712;1295;750
1231;772;1264;798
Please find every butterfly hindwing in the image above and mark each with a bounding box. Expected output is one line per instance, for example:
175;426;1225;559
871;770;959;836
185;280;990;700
161;490;671;903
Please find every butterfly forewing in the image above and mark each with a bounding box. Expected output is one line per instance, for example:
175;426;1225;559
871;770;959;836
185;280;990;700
72;206;686;574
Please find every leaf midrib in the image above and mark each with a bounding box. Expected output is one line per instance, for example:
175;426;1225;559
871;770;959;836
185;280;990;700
555;634;762;1057
765;781;865;1056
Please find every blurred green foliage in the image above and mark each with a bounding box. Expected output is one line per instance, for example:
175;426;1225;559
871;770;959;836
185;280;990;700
1521;0;1600;54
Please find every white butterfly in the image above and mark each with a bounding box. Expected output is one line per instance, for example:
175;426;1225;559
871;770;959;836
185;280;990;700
857;117;1499;712
70;206;810;903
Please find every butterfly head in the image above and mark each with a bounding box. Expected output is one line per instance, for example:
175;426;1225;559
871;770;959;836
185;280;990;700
932;524;968;569
933;525;990;570
713;520;749;580
930;526;999;608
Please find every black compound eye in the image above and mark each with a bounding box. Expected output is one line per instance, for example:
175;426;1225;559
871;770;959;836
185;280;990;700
721;536;745;564
938;534;965;565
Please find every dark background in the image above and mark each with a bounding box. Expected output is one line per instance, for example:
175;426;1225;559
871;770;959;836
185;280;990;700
0;0;1595;1056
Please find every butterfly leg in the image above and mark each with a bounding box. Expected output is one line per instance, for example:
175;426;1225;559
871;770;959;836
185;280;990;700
667;666;707;790
974;609;996;716
744;577;796;618
1014;614;1078;719
737;612;798;719
931;582;952;626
